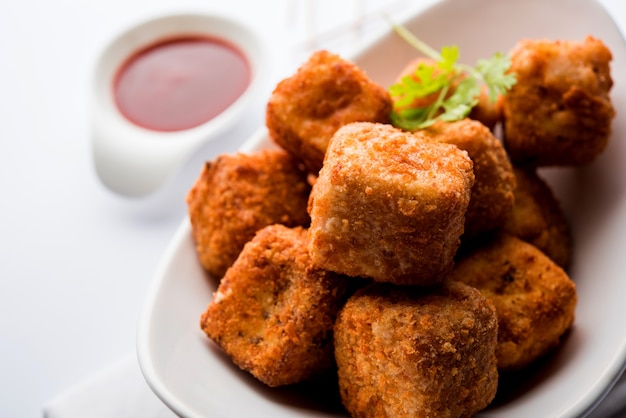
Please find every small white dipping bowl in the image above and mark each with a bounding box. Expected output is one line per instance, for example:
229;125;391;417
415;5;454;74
91;12;269;197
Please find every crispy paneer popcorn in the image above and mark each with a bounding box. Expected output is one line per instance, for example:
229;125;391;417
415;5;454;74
190;33;611;408
187;149;311;278
200;225;350;387
424;119;516;241
308;122;474;286
502;36;615;166
334;280;498;418
266;50;393;173
448;234;577;371
501;166;573;269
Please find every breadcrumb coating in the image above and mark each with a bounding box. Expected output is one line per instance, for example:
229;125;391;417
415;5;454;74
334;280;498;418
501;167;572;269
308;122;474;286
448;234;577;370
266;50;392;173
502;36;615;166
187;150;311;278
200;225;350;387
424;119;516;241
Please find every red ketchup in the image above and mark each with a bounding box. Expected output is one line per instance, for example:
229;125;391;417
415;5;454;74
113;36;251;132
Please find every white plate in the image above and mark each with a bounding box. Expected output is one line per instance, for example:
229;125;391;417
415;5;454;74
137;0;626;416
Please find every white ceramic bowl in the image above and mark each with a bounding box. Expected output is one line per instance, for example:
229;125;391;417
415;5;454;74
91;12;269;197
138;0;626;417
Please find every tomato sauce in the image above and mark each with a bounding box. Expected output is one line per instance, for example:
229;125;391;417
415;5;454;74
113;36;250;132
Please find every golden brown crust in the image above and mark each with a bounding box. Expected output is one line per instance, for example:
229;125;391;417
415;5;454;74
501;166;572;269
448;234;577;371
334;280;498;418
424;119;516;240
200;225;350;387
266;50;393;173
186;149;311;278
470;93;504;132
308;122;474;286
502;36;615;166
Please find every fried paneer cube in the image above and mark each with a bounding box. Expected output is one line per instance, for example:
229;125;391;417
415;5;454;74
501;167;572;269
394;57;503;130
200;225;350;387
424;119;516;240
308;122;474;286
187;149;311;278
266;50;393;173
502;36;615;166
448;234;577;371
334;280;498;418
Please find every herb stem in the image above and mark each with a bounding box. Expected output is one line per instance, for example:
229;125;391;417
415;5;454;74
427;84;449;123
457;63;484;84
386;15;442;61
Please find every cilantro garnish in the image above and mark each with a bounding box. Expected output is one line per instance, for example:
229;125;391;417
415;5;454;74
387;20;517;130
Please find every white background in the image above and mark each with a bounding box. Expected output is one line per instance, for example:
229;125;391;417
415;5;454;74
1;1;625;417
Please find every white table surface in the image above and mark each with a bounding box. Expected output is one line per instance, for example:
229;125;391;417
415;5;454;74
1;1;625;417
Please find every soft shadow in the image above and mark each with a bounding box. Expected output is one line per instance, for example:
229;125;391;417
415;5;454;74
488;328;574;408
203;339;345;415
260;371;345;415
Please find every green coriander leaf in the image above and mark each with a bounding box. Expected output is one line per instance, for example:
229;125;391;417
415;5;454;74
438;46;459;72
386;20;517;130
391;106;433;130
438;78;480;122
475;52;517;102
389;63;450;109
